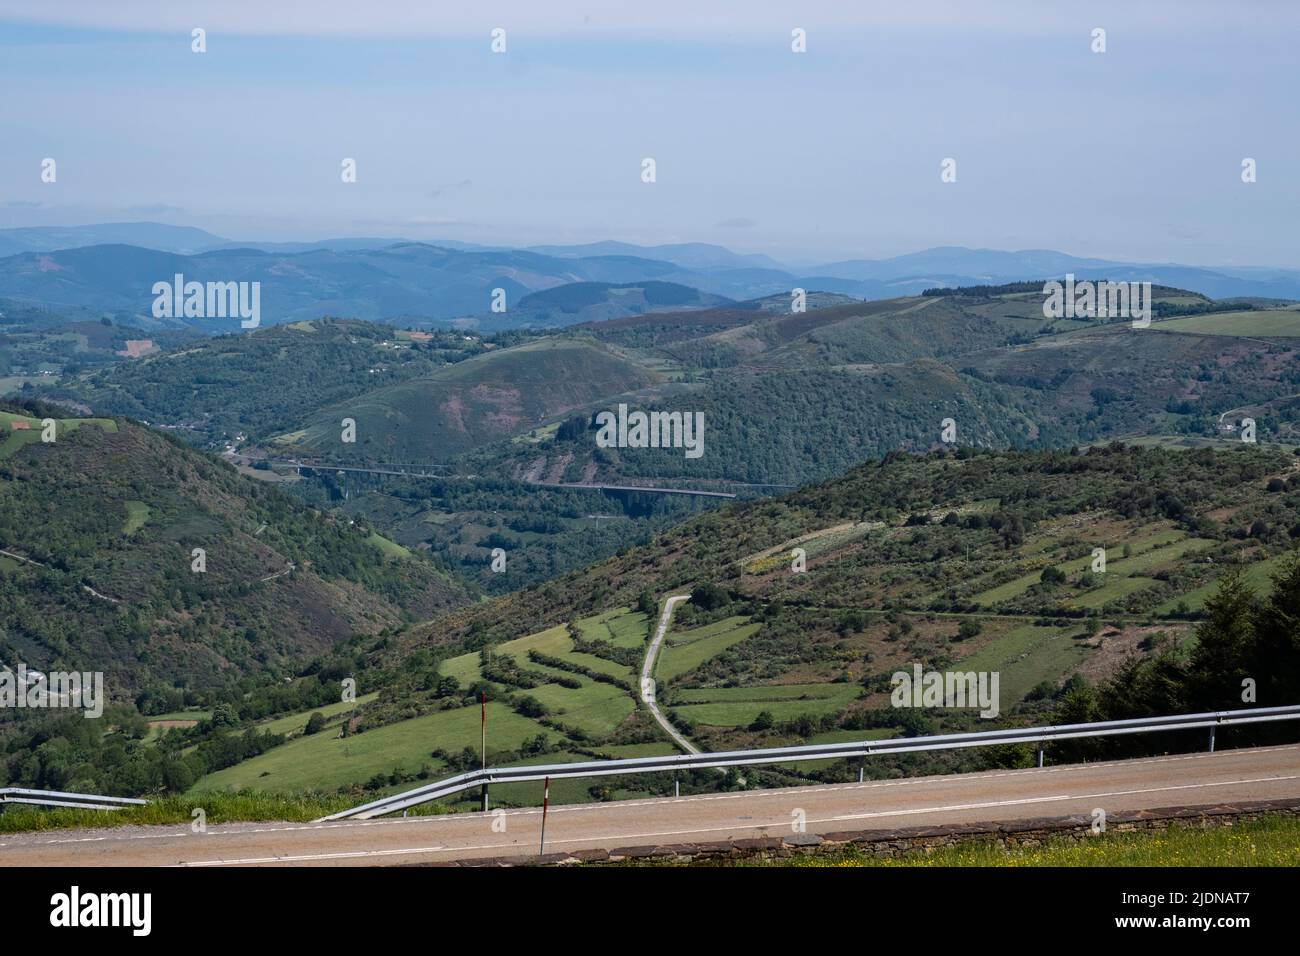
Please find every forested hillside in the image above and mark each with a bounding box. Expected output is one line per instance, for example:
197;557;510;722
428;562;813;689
48;319;509;448
0;399;468;692
4;441;1298;800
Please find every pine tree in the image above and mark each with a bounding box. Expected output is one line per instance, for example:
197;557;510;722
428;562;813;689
1248;557;1300;705
1187;571;1257;710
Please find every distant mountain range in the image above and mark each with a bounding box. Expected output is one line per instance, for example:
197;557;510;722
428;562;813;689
1;222;1298;332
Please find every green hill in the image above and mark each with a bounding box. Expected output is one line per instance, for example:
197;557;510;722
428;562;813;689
12;441;1299;803
289;442;1300;795
503;280;732;328
46;318;493;448
274;337;659;463
0;400;469;691
463;287;1300;488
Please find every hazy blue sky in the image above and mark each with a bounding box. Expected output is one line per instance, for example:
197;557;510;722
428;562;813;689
1;1;1297;266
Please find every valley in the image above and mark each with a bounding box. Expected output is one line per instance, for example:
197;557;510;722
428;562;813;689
3;238;1300;849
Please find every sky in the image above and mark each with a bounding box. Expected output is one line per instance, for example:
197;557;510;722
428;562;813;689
1;0;1297;267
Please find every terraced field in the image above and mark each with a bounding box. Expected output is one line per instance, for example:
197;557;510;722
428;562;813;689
1155;553;1290;614
953;623;1093;706
258;692;379;738
439;610;649;740
968;523;1228;617
654;617;761;681
669;681;863;728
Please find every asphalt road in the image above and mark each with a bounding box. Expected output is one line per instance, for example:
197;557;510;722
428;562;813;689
2;745;1297;867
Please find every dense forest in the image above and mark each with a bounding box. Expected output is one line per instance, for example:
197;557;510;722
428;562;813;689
0;398;468;691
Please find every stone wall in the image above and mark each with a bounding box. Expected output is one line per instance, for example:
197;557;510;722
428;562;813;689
434;797;1300;867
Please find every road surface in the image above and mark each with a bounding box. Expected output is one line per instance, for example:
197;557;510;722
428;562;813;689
2;745;1297;867
640;595;697;754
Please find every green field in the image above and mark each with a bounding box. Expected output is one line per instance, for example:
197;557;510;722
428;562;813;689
744;522;878;573
672;694;860;728
1067;575;1158;610
972;528;1205;610
1104;537;1215;575
192;703;551;794
524;674;635;737
1156;553;1289;614
955;624;1092;704
147;710;213;723
257;692;379;738
366;532;412;559
122;500;150;535
144;709;211;742
574;607;651;648
671;682;863;728
499;624;571;658
1153;308;1300;336
0;411;116;459
436;612;644;740
972;553;1096;605
655;617;760;681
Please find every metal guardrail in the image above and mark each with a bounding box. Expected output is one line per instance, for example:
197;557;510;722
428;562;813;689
0;787;149;812
318;704;1300;821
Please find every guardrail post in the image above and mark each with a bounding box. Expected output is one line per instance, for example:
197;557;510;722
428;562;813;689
1208;726;1216;752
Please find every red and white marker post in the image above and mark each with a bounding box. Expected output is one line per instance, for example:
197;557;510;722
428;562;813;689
539;776;550;856
479;691;489;811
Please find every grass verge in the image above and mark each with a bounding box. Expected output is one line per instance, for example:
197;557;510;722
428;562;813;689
0;792;371;834
652;814;1300;866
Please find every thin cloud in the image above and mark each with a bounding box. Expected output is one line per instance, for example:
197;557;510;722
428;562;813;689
0;0;1273;38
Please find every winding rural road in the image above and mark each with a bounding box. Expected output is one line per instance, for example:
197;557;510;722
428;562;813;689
1;548;120;604
257;562;295;583
640;594;698;755
2;745;1297;866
